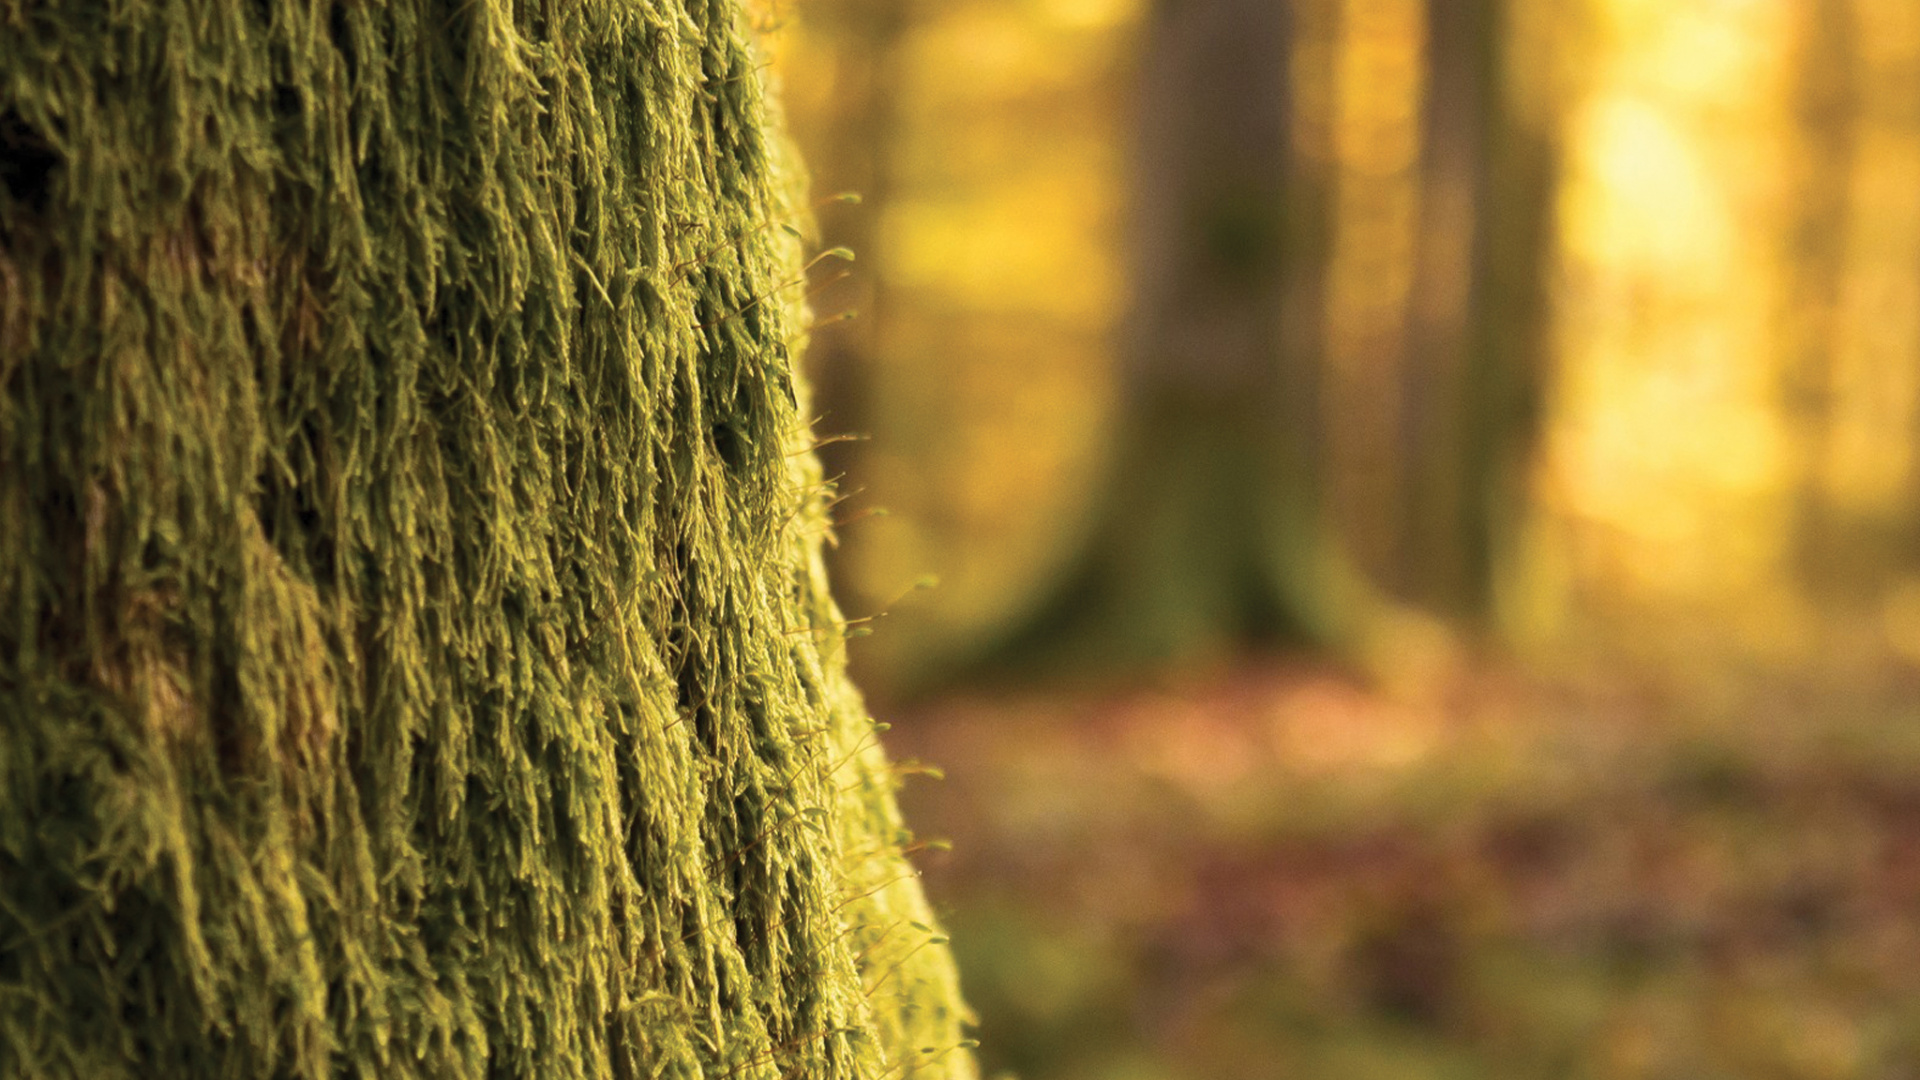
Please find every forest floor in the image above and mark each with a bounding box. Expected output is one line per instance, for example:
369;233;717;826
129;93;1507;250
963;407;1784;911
883;643;1920;1080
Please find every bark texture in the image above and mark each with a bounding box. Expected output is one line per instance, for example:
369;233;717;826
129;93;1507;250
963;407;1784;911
0;2;972;1078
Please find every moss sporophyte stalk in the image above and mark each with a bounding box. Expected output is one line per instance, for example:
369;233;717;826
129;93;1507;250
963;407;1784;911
0;2;974;1078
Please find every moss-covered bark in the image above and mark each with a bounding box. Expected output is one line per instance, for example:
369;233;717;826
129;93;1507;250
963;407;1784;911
0;2;973;1077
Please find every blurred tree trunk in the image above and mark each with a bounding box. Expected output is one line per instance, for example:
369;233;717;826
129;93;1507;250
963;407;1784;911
1394;0;1556;630
800;0;913;535
0;3;973;1078
964;0;1349;675
1779;0;1859;590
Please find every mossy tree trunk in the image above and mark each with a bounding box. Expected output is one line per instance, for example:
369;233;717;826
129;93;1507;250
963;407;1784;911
966;0;1349;676
0;2;972;1078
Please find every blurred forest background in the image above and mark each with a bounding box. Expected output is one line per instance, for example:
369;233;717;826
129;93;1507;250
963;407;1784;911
763;0;1920;1076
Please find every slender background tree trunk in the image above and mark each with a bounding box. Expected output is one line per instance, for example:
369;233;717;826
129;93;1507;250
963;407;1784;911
1397;0;1556;630
962;0;1350;676
1781;0;1861;593
801;0;913;520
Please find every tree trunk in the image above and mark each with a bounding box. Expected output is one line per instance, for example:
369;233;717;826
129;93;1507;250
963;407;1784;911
1779;0;1859;591
0;3;973;1078
961;0;1348;677
796;0;912;538
1396;0;1555;629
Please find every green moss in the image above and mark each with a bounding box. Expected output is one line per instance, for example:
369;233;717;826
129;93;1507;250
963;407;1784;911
0;2;973;1077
